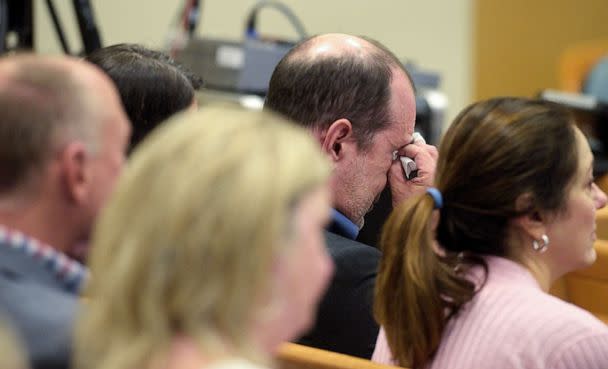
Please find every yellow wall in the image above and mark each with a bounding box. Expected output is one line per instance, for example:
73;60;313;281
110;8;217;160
475;0;608;100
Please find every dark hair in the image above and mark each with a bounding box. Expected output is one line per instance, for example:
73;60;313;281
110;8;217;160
86;43;204;150
374;97;579;368
265;35;412;149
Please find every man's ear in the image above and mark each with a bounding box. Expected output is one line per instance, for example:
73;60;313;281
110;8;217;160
320;119;356;162
512;192;547;241
59;142;90;205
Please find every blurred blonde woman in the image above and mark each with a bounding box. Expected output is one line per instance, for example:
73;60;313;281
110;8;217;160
74;105;334;369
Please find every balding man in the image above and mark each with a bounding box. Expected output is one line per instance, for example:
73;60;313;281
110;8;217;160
266;34;437;358
0;55;131;369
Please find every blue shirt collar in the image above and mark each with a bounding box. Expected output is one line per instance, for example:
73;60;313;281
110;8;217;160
0;225;88;294
330;209;360;240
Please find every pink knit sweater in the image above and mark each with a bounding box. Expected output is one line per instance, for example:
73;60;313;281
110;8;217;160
372;256;608;369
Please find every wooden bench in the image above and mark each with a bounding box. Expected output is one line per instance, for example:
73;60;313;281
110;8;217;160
551;240;608;324
276;343;406;369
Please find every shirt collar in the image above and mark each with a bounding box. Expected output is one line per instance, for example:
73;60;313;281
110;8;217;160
330;209;360;240
467;255;542;291
484;255;541;289
0;225;89;294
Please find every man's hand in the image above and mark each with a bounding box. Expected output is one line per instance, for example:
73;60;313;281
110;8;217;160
388;136;438;208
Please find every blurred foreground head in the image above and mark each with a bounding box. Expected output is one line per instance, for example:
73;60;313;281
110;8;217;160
76;104;334;369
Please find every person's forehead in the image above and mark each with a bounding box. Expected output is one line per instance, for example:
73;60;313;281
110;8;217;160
387;73;416;137
390;69;415;103
576;130;594;170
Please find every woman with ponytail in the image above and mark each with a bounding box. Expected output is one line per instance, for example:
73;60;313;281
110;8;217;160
373;97;608;369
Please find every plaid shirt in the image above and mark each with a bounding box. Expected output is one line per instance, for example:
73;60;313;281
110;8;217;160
0;225;88;294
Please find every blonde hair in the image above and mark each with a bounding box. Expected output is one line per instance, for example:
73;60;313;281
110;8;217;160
74;104;330;369
0;319;27;369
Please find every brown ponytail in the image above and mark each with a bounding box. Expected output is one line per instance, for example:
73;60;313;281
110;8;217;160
375;98;581;368
374;193;476;368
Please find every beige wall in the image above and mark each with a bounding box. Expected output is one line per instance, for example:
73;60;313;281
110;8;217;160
34;1;473;125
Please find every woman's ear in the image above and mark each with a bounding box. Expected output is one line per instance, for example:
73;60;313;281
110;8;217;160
320;119;355;162
512;192;547;242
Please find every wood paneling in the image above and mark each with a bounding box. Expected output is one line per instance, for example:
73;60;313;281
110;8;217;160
475;0;608;100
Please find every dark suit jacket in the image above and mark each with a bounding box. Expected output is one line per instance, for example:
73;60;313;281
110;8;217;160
0;242;78;369
297;225;381;359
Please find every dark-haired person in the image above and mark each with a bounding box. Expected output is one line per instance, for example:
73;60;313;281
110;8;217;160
86;43;203;151
265;33;438;358
373;97;608;369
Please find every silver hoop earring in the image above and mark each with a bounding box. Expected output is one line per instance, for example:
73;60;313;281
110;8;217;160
532;234;550;253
